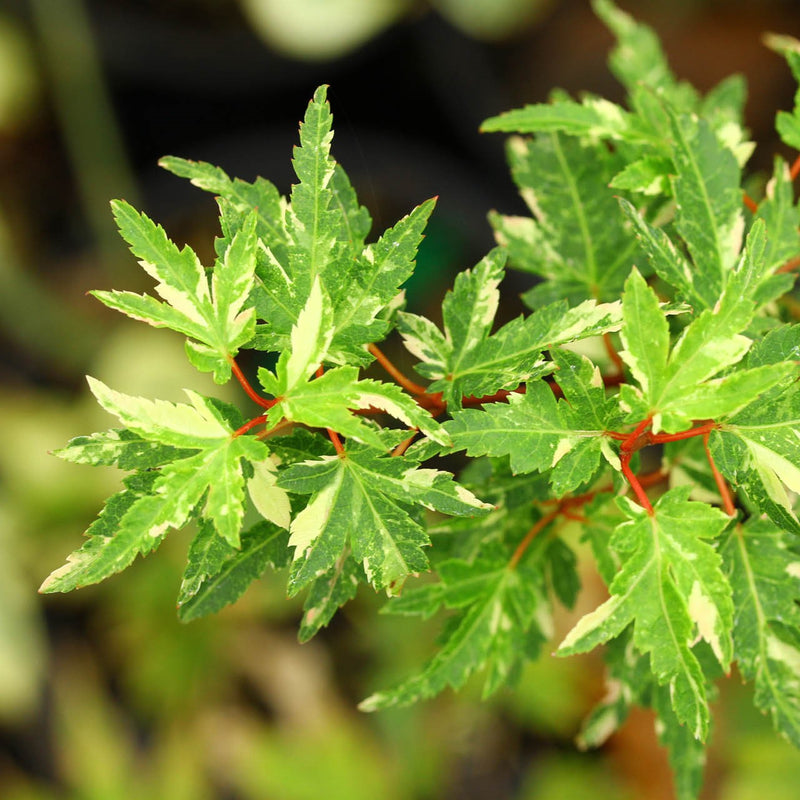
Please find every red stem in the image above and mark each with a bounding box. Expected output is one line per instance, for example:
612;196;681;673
791;153;800;181
232;414;268;438
703;431;737;517
327;428;345;455
392;432;418;457
603;332;626;376
313;364;346;455
229;357;274;410
621;452;654;513
368;343;428;396
621;417;652;453
649;421;716;444
509;509;561;569
620;417;654;513
510;468;668;567
743;191;759;214
777;254;800;274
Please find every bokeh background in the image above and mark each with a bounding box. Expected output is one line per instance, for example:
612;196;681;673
2;1;800;797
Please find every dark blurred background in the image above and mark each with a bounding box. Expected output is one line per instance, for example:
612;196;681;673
2;1;800;798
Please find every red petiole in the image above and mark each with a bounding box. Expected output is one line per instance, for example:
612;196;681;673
229;356;276;410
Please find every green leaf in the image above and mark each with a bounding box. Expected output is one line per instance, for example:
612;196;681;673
44;379;272;591
86;377;232;448
619;249;795;432
618;267;670;404
491;132;643;306
593;0;698;114
53;428;192;470
547;349;623;495
298;550;365;642
481;95;646;145
39;473;158;593
329;197;435;364
558;488;733;740
755;157;800;284
265;365;449;450
617;199;699;305
178;520;290;622
286;85;342;293
766;38;800;150
115;433;267;552
712;376;800;534
158;155;287;250
248;90;434;363
667;109;743;308
399;248;623;408
609;156;672;196
278;446;489;596
360;554;550;710
247;457;292;530
277;276;335;393
720;519;800;746
445;367;617;495
652;684;708;800
95;201;258;382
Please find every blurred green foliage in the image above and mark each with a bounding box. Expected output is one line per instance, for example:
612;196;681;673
2;0;800;797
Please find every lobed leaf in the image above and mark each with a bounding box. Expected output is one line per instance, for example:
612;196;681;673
558;489;733;740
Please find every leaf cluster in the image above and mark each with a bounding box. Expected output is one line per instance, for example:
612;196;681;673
45;5;800;798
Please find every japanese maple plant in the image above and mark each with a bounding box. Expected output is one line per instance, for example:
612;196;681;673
43;2;800;796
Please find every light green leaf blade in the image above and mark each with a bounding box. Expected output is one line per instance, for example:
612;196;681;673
116;435;265;549
105;199;259;382
209;209;259;353
205;435;270;546
495;132;643;307
360;556;549;710
445;376;612;494
593;0;698;114
247;457;292;530
712;378;800;535
90;289;206;342
481;95;644;144
558;489;733;740
619;267;669;403
330;197;435;362
286;84;340;299
667;110;743;308
178;521;290;622
40;474;159;593
445;382;570;476
548;348;623;494
279;454;429;595
278;276;335;393
609;156;672;196
87;377;230;448
661;363;795;425
158;155;287;249
617;198;698;305
443;248;505;379
267;366;449;450
53;428;191;470
111;198;211;324
401;277;622;409
652;684;708;800
279;440;486;600
298;551;364;642
345;449;492;518
267;367;385;449
462;298;623;400
720;518;800;747
177;517;238;606
756;158;800;279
